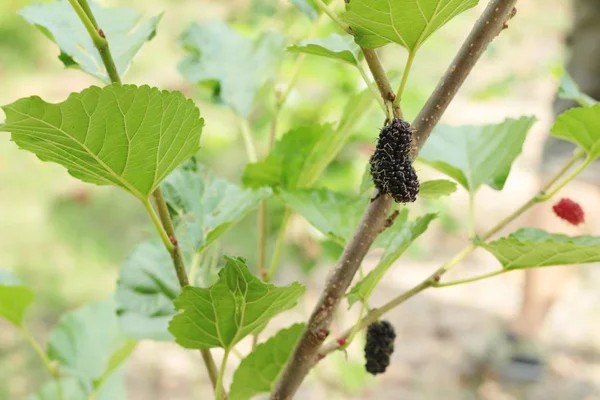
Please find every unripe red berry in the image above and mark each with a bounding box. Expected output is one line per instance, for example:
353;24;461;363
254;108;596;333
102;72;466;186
552;198;585;226
337;338;346;346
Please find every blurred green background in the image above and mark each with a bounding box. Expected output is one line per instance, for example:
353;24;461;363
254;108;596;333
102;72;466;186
4;0;595;399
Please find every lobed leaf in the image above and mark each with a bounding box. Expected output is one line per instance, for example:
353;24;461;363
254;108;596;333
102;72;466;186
551;104;600;160
0;84;203;201
288;33;361;65
419;116;536;192
347;212;437;306
179;20;285;117
481;228;600;270
19;0;160;82
342;0;479;50
0;270;34;327
229;323;305;400
168;256;305;349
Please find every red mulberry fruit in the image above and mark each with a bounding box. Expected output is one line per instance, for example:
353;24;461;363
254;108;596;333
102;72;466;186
552;198;585;226
370;118;419;203
364;320;396;375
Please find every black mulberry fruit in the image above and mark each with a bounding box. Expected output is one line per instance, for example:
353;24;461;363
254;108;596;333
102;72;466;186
370;118;419;203
364;320;396;375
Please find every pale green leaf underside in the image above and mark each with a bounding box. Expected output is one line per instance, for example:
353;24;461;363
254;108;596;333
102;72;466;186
229;323;305;400
347;212;437;306
179;20;285;117
419;116;536;192
551;104;600;159
481;228;600;270
0;270;34;327
288;33;362;65
0;84;203;200
116;230;218;341
419;179;457;199
343;0;479;50
557;73;598;107
19;0;160;83
169;257;305;349
48;298;135;387
162;159;268;253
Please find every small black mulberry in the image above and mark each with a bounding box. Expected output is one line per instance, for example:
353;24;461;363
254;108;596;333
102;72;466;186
370;118;420;203
364;320;396;375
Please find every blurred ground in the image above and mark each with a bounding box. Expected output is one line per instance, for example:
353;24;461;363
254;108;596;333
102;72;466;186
2;0;600;399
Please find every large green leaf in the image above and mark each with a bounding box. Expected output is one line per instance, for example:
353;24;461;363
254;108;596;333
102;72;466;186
551;105;600;159
419;116;536;192
419;179;458;199
115;232;218;341
557;73;598;107
169;256;305;349
347;212;436;306
229;323;305;400
179;20;284;117
481;228;600;270
288;33;361;65
0;84;203;201
0;270;34;327
242;124;333;189
162;159;268;253
48;298;135;391
278;188;367;246
19;0;160;82
342;0;479;50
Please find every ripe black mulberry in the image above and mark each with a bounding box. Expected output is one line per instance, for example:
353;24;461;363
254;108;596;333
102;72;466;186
364;320;396;375
370;118;419;203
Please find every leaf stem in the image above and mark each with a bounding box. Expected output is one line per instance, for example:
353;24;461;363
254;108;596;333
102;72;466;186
19;326;64;400
238;118;258;163
535;154;592;201
67;0;121;84
215;349;231;400
77;0;99;28
393;51;416;107
356;62;388;116
361;48;401;118
432;269;506;287
312;0;351;34
143;197;175;254
468;191;476;239
266;208;292;282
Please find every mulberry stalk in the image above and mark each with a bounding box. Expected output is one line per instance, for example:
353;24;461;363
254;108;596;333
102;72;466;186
364;320;396;375
370;118;419;203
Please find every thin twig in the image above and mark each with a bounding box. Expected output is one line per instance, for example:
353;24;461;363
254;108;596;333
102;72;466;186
271;1;518;398
362;48;401;118
64;0;222;394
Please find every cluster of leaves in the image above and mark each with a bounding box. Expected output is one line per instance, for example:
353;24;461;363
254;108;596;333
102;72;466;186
2;0;600;399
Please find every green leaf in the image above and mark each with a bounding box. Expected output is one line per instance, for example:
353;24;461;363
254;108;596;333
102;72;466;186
342;0;479;50
551;104;600;159
116;232;218;341
229;323;305;400
288;33;361;65
359;162;373;194
419;116;536;192
557;73;598;107
242;89;373;190
419;179;458;199
19;0;160;82
278;188;367;246
162;159;268;253
242;124;333;189
0;270;34;327
169;256;305;349
48;298;135;390
30;373;125;400
347;212;436;306
179;20;285;117
481;228;600;270
0;84;203;201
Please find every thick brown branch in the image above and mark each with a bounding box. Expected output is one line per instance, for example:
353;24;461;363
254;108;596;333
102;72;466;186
271;1;518;399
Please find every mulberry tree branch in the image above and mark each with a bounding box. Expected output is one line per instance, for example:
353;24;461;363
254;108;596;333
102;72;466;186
271;1;519;398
